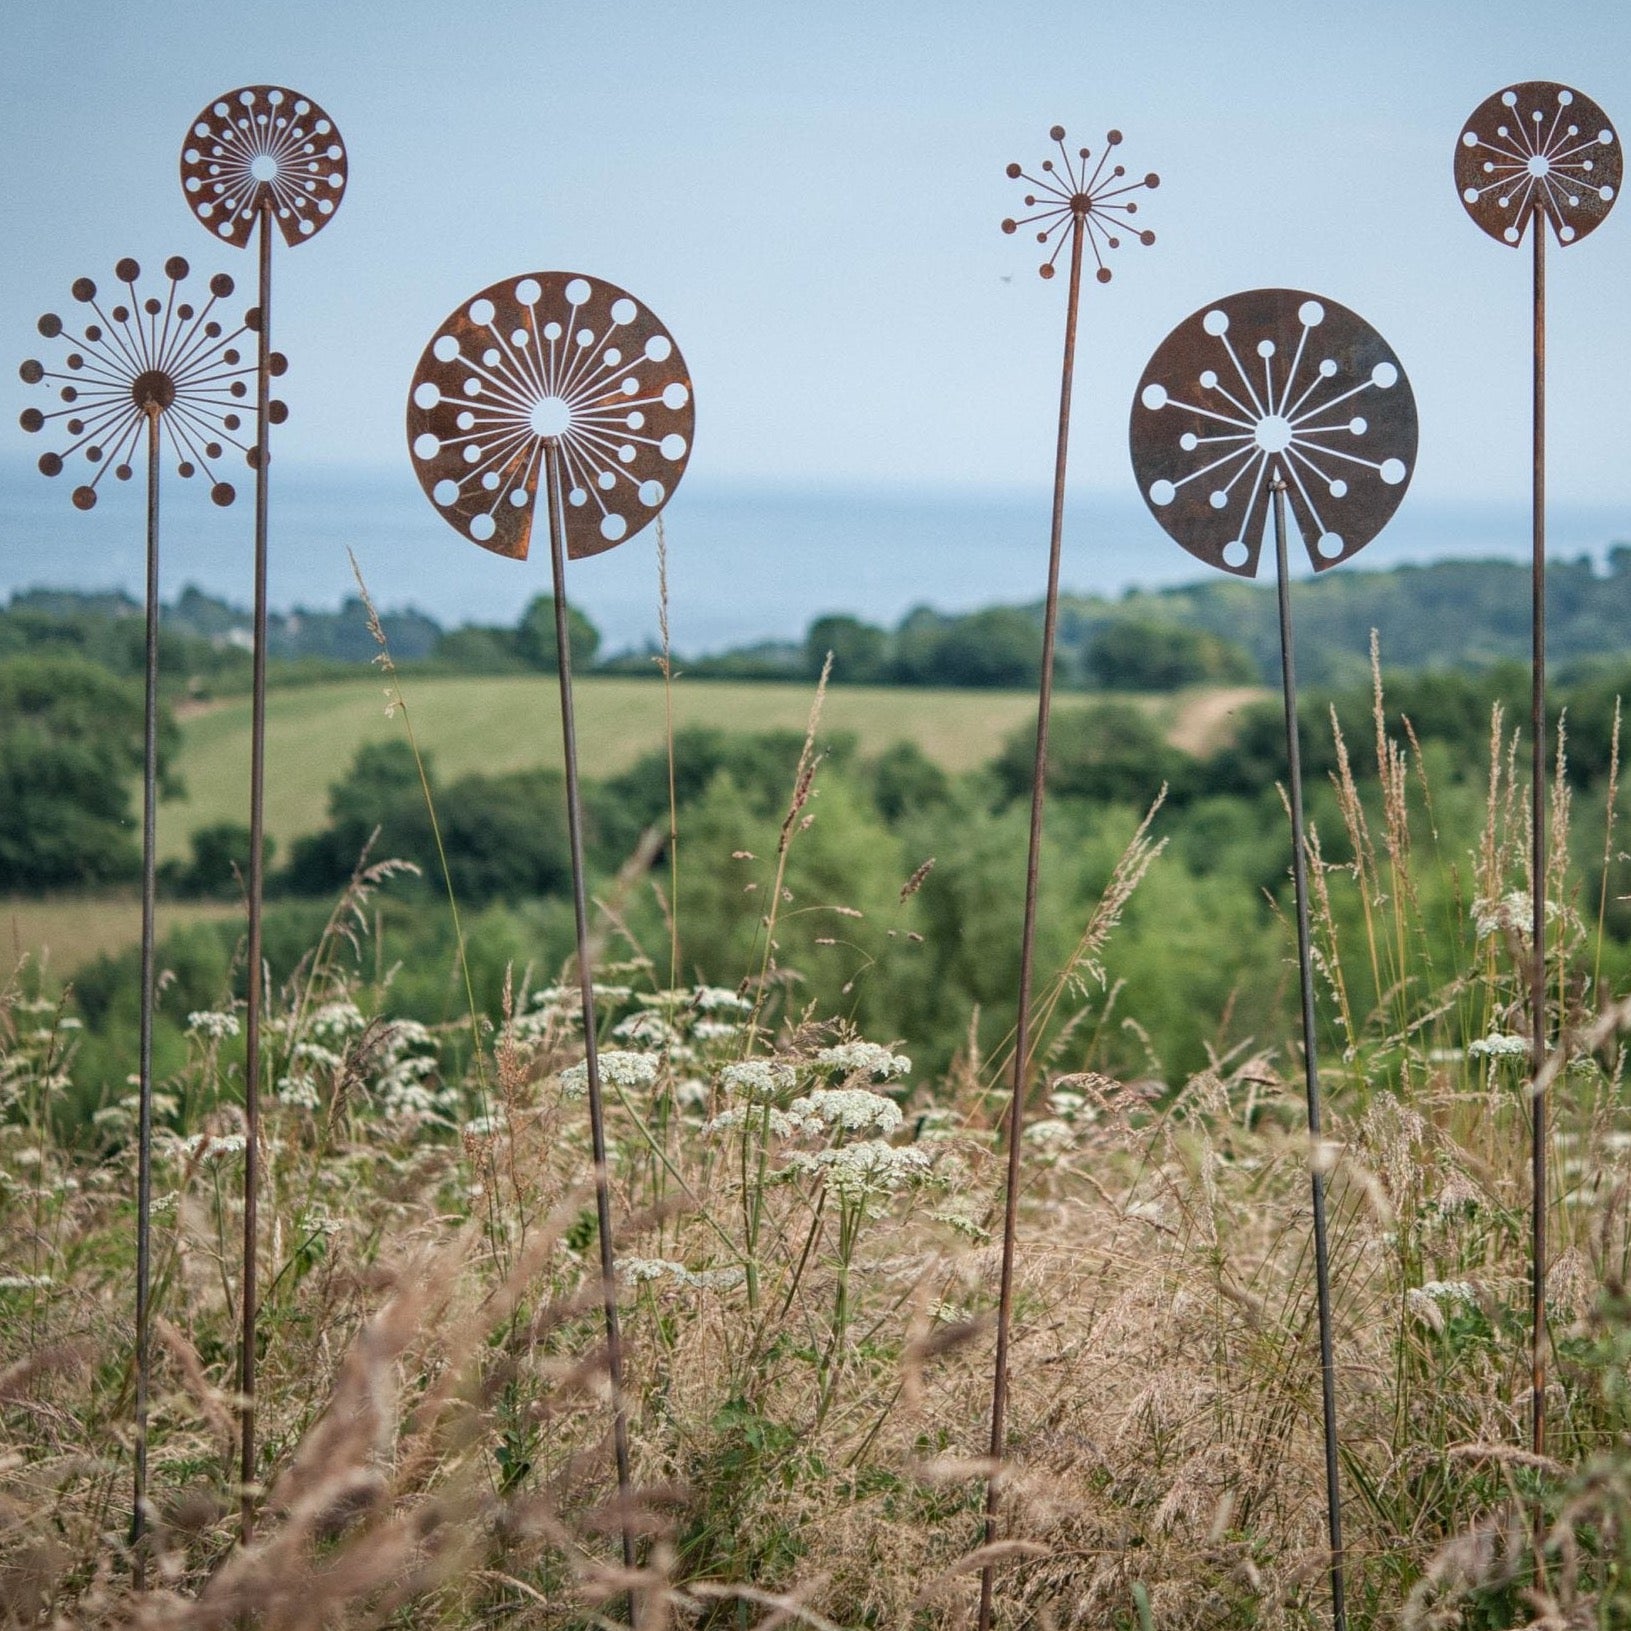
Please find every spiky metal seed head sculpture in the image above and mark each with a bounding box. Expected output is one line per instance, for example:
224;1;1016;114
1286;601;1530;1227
19;256;285;511
1002;125;1159;280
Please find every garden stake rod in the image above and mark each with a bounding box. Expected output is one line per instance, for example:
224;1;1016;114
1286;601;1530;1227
1271;475;1345;1630
981;125;1157;1631
1453;80;1621;1457
179;84;348;1534
407;268;696;1595
17;256;265;1580
1130;285;1421;1631
545;438;636;1576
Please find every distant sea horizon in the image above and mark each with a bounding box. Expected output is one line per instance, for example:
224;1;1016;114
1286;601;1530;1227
3;457;1629;657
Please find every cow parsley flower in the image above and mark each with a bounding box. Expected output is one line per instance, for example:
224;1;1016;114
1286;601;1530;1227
186;1010;240;1042
719;1060;797;1102
787;1087;902;1136
783;1139;930;1202
1468;1033;1529;1060
813;1042;912;1081
558;1050;659;1098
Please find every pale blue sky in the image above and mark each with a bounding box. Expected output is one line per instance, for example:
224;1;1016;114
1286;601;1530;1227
3;0;1630;530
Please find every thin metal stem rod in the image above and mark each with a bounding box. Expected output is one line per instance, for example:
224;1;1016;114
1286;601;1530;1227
1530;213;1549;1460
979;209;1085;1631
1272;477;1346;1631
131;405;161;1584
543;441;637;1581
240;199;273;1543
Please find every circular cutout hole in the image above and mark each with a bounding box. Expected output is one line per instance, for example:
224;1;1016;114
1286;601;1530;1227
610;297;638;325
645;334;673;362
1222;540;1249;568
515;278;541;305
1202;309;1229;336
1149;480;1175;506
433;479;459;506
662;382;689;410
432;335;459;363
600;513;628;543
659;433;688;461
413;433;440;460
1379;458;1407;485
413;382;440;409
470;514;496;542
1140;383;1168;410
468;298;495;326
565;278;592;306
1317;533;1345;560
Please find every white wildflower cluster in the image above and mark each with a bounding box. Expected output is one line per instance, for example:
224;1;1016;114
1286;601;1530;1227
461;1111;506;1138
1468;1033;1529;1060
783;1139;930;1203
930;1198;987;1241
692;986;752;1014
813;1042;911;1081
704;1104;809;1139
786;1086;902;1136
375;1019;447;1121
1471;892;1564;941
186;1010;240;1042
719;1060;797;1102
291;1041;344;1072
558;1050;660;1099
614;1010;679;1047
693;1019;742;1042
0;1273;54;1291
180;1132;247;1161
1406;1279;1478;1331
308;1001;366;1043
276;1073;322;1110
619;1257;745;1291
1023;1117;1075;1151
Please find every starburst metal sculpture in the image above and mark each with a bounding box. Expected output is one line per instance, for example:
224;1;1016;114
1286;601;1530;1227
179;83;347;1540
408;271;695;1584
1131;288;1418;1631
1454;81;1620;1460
979;123;1158;1631
17;255;275;1578
1002;125;1158;281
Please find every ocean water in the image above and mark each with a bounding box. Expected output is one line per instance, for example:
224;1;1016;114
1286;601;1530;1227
2;456;1629;656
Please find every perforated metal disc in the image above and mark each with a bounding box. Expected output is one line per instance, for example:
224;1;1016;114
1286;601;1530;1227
1129;289;1417;578
181;85;348;249
1455;82;1620;248
407;271;694;562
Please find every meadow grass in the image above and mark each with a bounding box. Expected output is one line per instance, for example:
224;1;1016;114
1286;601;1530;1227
4;658;1631;1628
1;897;242;986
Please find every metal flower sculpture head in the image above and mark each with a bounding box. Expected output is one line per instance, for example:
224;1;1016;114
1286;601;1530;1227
181;85;348;248
1456;81;1620;247
1002;125;1159;280
18;257;285;510
1130;289;1417;577
407;271;694;562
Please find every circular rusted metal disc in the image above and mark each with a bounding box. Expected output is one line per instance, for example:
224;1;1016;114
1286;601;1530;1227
1455;82;1620;248
1129;289;1417;578
407;272;694;562
181;85;348;249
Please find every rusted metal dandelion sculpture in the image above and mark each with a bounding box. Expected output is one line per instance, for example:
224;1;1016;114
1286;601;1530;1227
17;256;270;1578
1454;81;1620;1459
179;83;347;1537
980;124;1157;1631
1131;288;1419;1631
408;270;695;1577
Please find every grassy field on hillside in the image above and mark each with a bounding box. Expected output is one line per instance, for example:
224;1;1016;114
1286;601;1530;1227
3;895;242;981
161;674;1263;862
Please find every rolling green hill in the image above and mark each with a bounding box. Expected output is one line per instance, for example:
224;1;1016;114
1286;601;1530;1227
159;674;1260;862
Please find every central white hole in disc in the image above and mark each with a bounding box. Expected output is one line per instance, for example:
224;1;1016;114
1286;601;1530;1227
1527;154;1552;178
1255;414;1293;454
529;396;572;437
249;154;280;183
